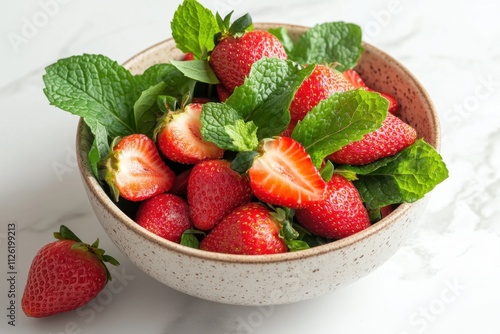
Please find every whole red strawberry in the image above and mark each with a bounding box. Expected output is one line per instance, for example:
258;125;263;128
209;13;287;93
22;225;119;318
289;64;354;122
200;202;288;255
343;69;399;114
248;136;327;209
295;175;371;240
328;113;417;165
104;133;175;201
188;159;253;230
136;193;193;243
155;103;224;164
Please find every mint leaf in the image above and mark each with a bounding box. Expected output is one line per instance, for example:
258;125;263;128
88;122;109;178
226;58;315;139
200;102;255;151
170;59;220;84
171;0;219;59
224;119;259;151
200;58;313;150
230;151;259;173
292;89;388;168
134;63;195;102
43;54;137;138
133;64;195;137
268;27;295;55
180;229;205;249
290;22;363;70
133;82;166;136
338;139;449;210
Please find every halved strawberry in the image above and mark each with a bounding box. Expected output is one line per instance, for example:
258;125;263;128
328;113;417;165
248;136;327;209
343;69;399;114
155;103;225;164
289;64;354;122
188;159;253;231
200;202;288;255
104;134;175;202
295;175;371;240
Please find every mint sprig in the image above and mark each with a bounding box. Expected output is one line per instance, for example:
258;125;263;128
171;0;219;59
335;139;449;210
292;89;388;168
43;54;195;177
276;22;363;70
43;54;138;138
200;58;314;150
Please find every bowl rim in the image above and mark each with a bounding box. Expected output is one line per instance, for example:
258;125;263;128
77;23;440;265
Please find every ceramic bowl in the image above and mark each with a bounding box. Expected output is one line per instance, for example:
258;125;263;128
76;23;440;305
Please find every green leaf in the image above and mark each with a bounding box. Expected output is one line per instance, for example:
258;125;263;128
157;95;179;114
134;63;195;102
230;151;259;173
88;122;110;178
133;82;166;136
224;119;259;151
292;89;388;168
290;22;363;70
226;58;315;139
268;27;295;55
319;160;334;182
200;102;247;151
228;13;253;35
339;139;449;210
169;59;220;84
171;0;219;59
43;54;137;138
285;239;310;252
180;229;205;249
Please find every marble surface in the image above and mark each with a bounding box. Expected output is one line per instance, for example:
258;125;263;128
1;0;499;333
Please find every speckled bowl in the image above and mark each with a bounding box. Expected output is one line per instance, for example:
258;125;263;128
76;24;440;305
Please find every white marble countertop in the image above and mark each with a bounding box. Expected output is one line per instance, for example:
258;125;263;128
1;0;499;333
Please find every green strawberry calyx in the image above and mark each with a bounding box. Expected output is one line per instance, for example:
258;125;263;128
54;225;120;282
214;11;253;43
268;205;310;252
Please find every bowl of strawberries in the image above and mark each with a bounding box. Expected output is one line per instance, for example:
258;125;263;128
46;1;450;305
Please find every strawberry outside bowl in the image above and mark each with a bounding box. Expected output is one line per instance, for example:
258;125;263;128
76;23;441;306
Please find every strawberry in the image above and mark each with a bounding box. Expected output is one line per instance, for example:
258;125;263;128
169;168;192;197
248;136;327;209
328;113;417;165
188;159;253;230
200;202;288;255
182;52;195;61
104;134;175;202
343;69;399;114
22;225;119;318
289;64;354;122
155;103;225;164
136;193;193;243
380;204;396;218
216;84;231;102
209;14;287;93
295;175;371;240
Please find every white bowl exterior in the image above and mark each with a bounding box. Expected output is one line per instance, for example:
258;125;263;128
76;23;438;305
